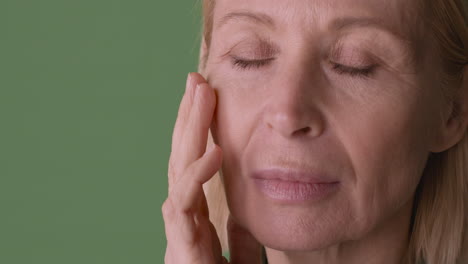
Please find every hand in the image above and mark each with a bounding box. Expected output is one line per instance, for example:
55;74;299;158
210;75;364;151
162;72;263;264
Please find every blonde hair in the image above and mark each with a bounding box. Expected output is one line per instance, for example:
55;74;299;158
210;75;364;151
197;0;468;263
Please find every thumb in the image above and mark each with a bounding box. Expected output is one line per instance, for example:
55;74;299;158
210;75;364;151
227;214;264;264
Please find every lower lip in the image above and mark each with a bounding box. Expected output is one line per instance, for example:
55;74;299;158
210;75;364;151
253;178;339;203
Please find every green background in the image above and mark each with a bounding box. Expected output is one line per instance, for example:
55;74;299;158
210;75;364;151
1;0;202;263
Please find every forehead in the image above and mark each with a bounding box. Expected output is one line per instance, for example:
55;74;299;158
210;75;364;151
213;0;421;41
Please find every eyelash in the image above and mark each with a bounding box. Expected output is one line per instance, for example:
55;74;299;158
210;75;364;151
232;57;274;70
231;57;377;79
330;62;376;78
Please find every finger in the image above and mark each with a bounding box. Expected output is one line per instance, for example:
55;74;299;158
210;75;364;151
199;188;210;219
227;214;263;264
163;197;198;252
164;145;221;250
208;220;223;262
169;72;207;186
171;72;207;149
178;82;217;175
172;144;222;215
162;198;195;247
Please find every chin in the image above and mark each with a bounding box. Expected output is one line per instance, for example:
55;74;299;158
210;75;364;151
245;211;345;252
225;178;355;253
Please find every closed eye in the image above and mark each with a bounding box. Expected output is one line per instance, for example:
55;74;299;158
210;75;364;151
230;56;377;79
231;56;274;70
330;62;377;79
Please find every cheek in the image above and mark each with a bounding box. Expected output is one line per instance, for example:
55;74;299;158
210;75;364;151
209;76;260;173
332;90;431;233
207;59;436;244
208;77;264;224
208;63;269;147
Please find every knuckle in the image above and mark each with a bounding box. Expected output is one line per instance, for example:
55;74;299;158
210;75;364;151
164;251;172;264
168;159;177;177
161;199;175;219
164;246;173;264
168;159;183;186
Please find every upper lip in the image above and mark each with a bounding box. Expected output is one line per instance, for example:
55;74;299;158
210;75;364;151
251;168;339;184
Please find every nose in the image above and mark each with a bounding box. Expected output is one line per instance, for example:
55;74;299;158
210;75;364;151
264;60;325;139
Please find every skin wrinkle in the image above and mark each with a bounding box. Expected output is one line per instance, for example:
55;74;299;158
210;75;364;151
202;0;454;263
222;37;280;63
215;25;411;67
211;19;418;95
217;11;276;30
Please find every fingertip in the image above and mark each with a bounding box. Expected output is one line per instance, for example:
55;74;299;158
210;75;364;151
205;143;219;156
187;72;193;82
215;145;223;159
199;82;217;105
191;72;209;89
213;144;223;156
205;144;223;165
186;72;195;93
187;72;209;102
192;72;208;83
197;82;211;93
213;146;223;171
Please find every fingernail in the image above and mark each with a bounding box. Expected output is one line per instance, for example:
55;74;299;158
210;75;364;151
204;144;217;156
185;72;192;93
194;84;202;101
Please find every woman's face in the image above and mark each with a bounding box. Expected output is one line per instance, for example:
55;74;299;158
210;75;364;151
205;0;443;250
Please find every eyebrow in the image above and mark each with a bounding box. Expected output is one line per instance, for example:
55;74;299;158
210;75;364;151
216;11;275;30
330;17;409;42
216;11;409;42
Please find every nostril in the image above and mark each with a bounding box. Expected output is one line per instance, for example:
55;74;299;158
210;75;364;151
293;127;311;136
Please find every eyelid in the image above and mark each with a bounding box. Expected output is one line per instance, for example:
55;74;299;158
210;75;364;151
329;40;375;67
230;56;275;70
231;55;275;61
231;55;378;81
330;61;377;79
225;37;279;58
329;59;377;71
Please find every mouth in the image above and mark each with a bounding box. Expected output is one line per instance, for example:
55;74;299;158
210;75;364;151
251;168;340;203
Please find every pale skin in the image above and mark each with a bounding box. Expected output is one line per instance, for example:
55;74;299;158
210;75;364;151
163;0;468;263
